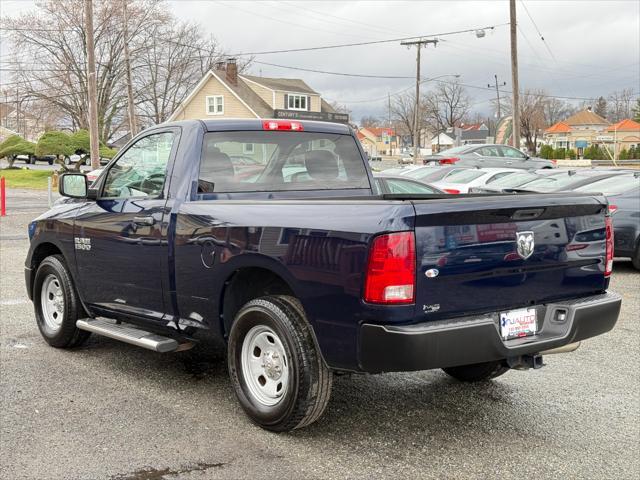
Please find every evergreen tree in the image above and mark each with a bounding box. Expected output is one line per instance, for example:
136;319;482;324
594;96;608;119
633;99;640;122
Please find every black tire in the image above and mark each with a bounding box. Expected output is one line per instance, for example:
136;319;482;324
631;242;640;270
33;255;90;348
442;360;510;382
227;295;332;432
47;158;53;166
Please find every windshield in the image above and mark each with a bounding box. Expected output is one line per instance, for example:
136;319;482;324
487;172;540;188
198;131;370;193
441;169;485;184
574;174;640;195
521;174;592;192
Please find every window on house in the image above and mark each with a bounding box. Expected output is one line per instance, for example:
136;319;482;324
243;143;254;154
206;96;224;115
287;94;307;111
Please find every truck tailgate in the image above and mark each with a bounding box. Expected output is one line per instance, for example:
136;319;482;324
413;194;608;320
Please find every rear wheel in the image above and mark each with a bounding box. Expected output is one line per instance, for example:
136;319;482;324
47;158;53;165
227;295;332;431
442;360;510;382
33;255;90;348
632;243;640;270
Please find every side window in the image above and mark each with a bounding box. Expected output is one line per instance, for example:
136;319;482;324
501;146;526;159
102;132;174;199
478;146;501;156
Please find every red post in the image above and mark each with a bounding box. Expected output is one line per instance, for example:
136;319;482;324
1;176;6;217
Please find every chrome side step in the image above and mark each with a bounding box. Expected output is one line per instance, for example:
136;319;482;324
76;318;194;353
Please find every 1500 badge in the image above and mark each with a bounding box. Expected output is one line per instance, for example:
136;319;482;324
74;237;91;251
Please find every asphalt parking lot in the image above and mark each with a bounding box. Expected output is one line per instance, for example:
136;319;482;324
1;188;638;480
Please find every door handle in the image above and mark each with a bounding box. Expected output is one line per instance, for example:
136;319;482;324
133;216;155;226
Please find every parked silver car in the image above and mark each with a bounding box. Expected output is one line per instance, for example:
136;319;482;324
423;144;556;169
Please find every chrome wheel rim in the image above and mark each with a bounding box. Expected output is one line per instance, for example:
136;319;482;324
40;274;64;331
240;325;289;406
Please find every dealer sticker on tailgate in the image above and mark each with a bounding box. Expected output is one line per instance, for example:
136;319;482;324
500;308;537;340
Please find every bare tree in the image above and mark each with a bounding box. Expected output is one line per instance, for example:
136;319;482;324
390;91;420;140
2;0;169;142
608;88;635;122
519;89;546;153
2;0;242;141
423;80;471;132
326;100;351;115
542;97;575;126
360;116;381;128
131;19;225;126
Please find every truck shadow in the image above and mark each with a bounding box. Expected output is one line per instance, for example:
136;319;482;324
76;331;549;450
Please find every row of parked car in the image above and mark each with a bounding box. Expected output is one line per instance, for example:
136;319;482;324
375;164;640;269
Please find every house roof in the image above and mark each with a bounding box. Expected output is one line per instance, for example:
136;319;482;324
461;129;489;141
461;123;488;131
215;70;273;117
607;118;640;132
168;70;274;121
564;109;608;126
363;127;395;137
320;99;335;113
240;74;318;95
545;121;572;134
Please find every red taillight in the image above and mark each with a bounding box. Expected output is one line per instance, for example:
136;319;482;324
438;157;459;165
605;215;614;277
364;232;416;304
443;188;460;194
262;120;304;131
565;243;588;252
608;204;618;215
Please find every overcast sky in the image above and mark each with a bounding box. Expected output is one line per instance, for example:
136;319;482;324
1;0;639;122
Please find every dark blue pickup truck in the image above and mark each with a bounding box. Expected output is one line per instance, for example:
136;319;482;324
25;119;621;431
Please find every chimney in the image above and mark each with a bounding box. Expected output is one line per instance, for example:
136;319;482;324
226;58;238;85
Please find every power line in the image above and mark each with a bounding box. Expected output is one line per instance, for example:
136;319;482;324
252;61;414;79
278;0;411;37
519;0;557;61
217;0;377;41
223;23;510;56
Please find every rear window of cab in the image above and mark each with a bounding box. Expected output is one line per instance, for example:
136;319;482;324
197;131;370;194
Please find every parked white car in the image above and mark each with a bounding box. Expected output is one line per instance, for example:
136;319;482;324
430;168;521;194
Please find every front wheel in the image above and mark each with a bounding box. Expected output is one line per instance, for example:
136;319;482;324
33;255;90;348
442;360;510;382
227;295;332;431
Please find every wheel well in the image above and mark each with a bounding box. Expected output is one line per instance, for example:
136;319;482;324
31;243;62;271
221;267;294;334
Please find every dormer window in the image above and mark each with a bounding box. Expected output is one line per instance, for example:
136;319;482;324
287;94;307;111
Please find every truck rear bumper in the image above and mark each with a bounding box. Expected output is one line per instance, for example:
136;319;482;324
358;291;621;373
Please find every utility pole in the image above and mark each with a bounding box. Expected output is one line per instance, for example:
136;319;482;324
122;0;137;137
15;87;19;136
488;74;507;119
401;38;438;163
84;0;100;169
510;0;521;149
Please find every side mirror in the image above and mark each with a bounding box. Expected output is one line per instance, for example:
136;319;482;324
59;173;88;198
